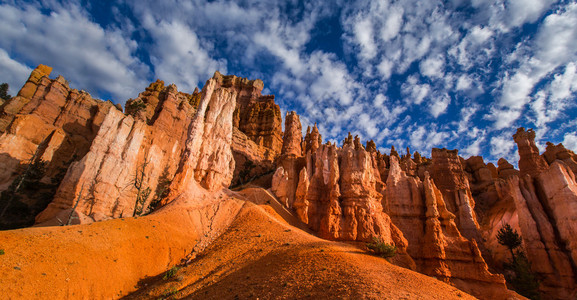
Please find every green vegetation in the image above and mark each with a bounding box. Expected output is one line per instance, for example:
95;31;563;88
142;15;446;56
497;223;522;259
126;99;146;116
159;287;178;299
147;170;172;214
366;237;397;258
0;83;11;100
497;223;540;300
0;249;5;255
132;157;151;217
163;266;180;280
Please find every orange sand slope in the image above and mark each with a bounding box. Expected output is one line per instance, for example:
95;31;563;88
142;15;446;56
1;187;475;299
0;187;244;299
125;189;475;300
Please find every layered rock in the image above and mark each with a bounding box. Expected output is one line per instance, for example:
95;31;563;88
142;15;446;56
430;148;481;240
36;80;200;223
271;111;305;207
543;142;577;176
513;127;549;178
494;175;576;299
0;65;113;227
210;72;282;186
212;71;282;161
385;156;508;299
272;121;509;299
0;65;113;187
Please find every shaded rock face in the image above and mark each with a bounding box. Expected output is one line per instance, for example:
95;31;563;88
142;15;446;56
385;157;506;299
430;148;480;240
494;175;577;298
210;72;282;187
0;65;113;228
213;71;282;160
476;127;577;300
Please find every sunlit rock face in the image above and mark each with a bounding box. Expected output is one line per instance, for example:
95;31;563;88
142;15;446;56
0;65;114;227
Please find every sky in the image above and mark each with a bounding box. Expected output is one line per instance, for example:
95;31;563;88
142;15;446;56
1;0;577;165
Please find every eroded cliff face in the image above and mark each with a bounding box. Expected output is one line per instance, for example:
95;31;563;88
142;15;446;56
478;128;577;299
0;65;113;227
211;71;282;187
271;114;509;299
36;79;202;224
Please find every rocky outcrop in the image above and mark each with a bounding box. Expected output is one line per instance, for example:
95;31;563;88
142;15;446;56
213;71;282;161
0;65;113;227
543;142;577;176
386;156;508;299
209;72;282;187
536;162;577;269
494;175;577;299
281;111;302;157
36;79;200;223
271;111;305;207
272;122;509;299
170;78;236;193
513;128;549;178
431;148;481;240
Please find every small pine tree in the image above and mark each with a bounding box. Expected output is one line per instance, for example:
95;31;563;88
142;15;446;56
497;223;523;259
497;223;540;300
0;83;11;100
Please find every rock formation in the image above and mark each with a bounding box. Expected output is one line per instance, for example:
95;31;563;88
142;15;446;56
6;66;577;299
271;115;509;299
430;148;481;240
36;79;200;223
210;71;282;187
0;65;113;227
513;127;549;178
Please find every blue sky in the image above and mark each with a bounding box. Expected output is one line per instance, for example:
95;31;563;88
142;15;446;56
1;0;577;164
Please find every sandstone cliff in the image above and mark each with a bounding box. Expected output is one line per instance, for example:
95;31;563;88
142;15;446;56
0;65;113;228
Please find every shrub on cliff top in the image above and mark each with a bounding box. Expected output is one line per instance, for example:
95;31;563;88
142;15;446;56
367;237;396;258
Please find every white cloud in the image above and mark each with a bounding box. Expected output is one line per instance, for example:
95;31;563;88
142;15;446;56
429;93;451;118
493;4;577;128
419;54;445;79
353;18;377;61
401;75;430;105
143;19;227;93
381;6;404;41
0;49;32;95
0;3;149;102
490;133;516;160
456;74;473;91
457;105;478;133
563;132;577;152
409;124;451;154
461;136;485;158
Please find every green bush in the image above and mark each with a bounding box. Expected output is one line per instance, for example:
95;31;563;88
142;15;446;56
163;266;180;280
366;237;397;258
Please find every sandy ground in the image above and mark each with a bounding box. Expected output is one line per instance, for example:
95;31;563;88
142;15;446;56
0;186;244;299
0;186;478;299
124;188;476;300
